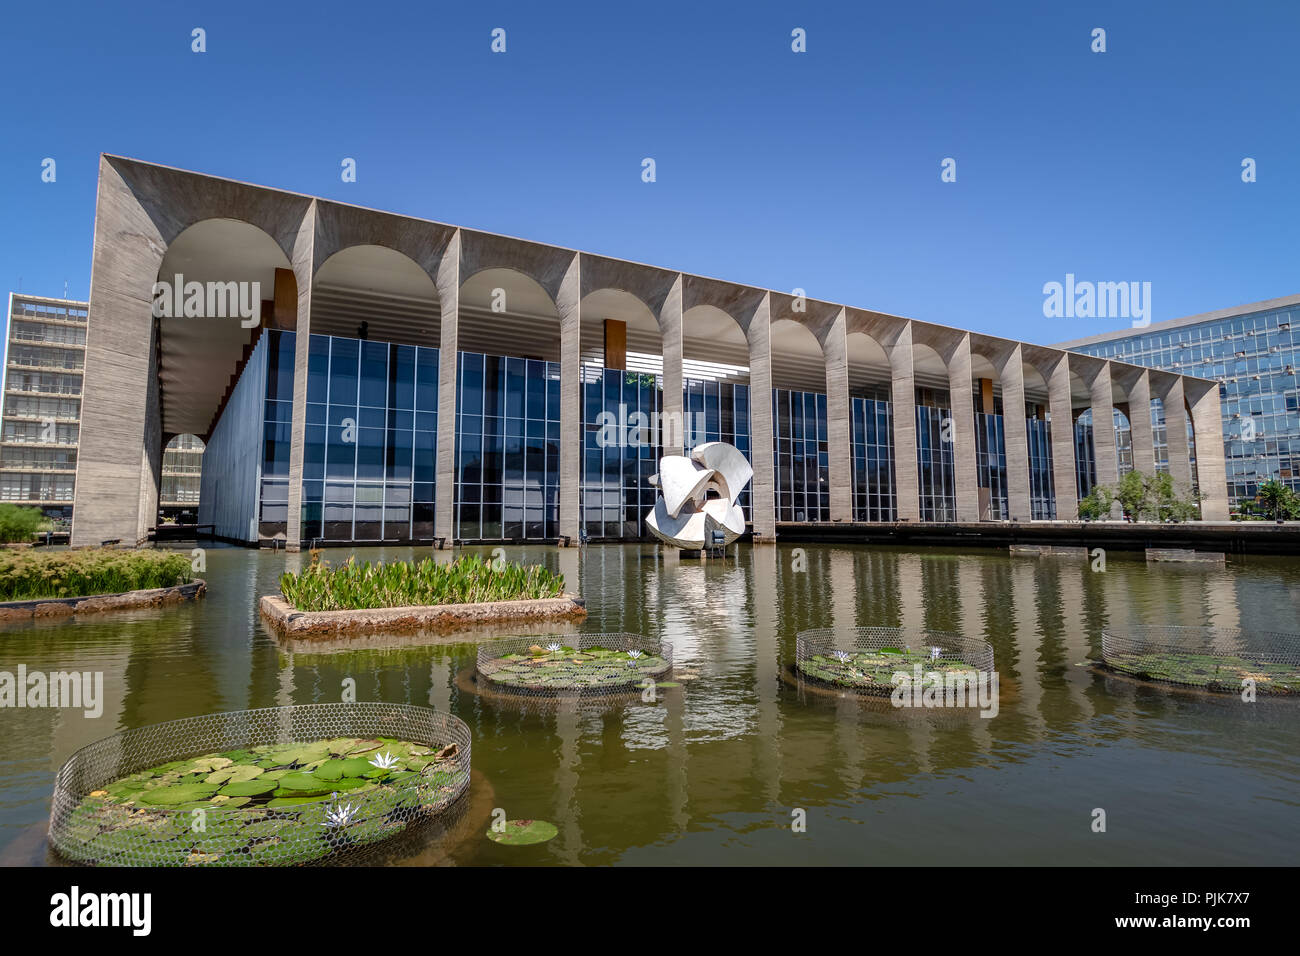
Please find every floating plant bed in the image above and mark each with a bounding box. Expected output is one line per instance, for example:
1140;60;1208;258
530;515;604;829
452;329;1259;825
1101;626;1300;695
475;632;672;696
795;627;994;697
47;703;471;867
261;554;586;636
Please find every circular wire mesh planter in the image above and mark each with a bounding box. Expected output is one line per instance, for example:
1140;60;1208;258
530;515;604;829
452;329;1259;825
475;632;672;697
48;702;471;867
1101;626;1300;695
795;627;994;697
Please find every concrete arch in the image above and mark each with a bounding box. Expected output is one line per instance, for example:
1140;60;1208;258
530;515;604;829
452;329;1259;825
459;266;560;361
155;217;293;438
846;329;891;392
769;317;826;392
681;303;749;382
311;243;441;346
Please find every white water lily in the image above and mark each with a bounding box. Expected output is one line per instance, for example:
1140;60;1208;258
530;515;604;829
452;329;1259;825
368;749;401;770
930;647;941;661
627;650;644;660
321;795;358;828
832;650;852;664
545;642;562;653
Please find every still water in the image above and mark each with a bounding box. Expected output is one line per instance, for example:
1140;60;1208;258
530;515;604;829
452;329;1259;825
2;543;1298;865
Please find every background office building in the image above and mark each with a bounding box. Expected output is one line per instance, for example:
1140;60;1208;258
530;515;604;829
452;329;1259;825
1058;294;1300;510
70;156;1226;548
0;294;87;533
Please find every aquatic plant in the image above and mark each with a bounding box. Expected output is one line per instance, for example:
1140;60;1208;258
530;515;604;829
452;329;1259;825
321;797;359;828
368;750;401;770
56;734;469;866
279;554;565;612
0;547;192;602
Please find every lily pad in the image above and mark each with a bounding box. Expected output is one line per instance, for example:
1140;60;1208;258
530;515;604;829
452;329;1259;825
486;819;559;846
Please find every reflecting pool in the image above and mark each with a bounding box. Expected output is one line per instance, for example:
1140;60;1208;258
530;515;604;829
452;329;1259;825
2;543;1297;865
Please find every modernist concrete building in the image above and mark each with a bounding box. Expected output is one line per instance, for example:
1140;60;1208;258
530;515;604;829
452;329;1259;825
1;293;88;533
1059;293;1300;510
70;155;1227;548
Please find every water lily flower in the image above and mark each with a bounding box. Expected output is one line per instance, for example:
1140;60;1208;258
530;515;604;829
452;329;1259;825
545;642;562;653
321;795;358;828
627;650;644;660
930;647;941;661
832;650;852;664
368;750;401;770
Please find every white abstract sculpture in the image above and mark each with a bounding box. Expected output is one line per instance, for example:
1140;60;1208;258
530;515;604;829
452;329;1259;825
645;441;753;549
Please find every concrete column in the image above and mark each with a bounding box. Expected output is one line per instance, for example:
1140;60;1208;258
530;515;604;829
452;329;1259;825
747;293;776;539
1186;379;1228;520
285;200;317;552
659;274;685;455
1161;377;1193;493
71;158;166;547
1128;370;1155;474
1000;346;1031;521
889;323;919;520
824;307;852;521
135;341;162;545
947;333;979;521
1088;361;1120;488
1047;354;1077;519
434;230;461;547
557;253;582;543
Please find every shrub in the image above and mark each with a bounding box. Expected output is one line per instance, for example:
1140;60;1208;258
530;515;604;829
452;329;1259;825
0;504;49;544
279;554;566;612
0;548;193;602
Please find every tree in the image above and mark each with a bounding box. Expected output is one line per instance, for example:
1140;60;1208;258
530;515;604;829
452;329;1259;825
1077;485;1113;520
1115;470;1150;521
1255;479;1298;521
0;504;49;543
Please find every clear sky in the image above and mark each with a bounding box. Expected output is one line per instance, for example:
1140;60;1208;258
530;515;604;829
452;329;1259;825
1;0;1296;345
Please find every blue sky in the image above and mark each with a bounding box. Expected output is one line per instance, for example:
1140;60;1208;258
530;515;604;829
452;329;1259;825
1;0;1296;344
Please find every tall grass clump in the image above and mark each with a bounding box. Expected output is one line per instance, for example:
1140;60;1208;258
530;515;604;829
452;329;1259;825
279;553;566;612
0;548;193;602
0;504;49;544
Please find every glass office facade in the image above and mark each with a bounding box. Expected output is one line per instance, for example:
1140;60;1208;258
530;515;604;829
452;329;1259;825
684;376;752;518
974;411;1009;520
1073;407;1134;499
1069;301;1299;506
455;352;560;540
850;392;896;521
1026;412;1055;519
773;388;829;522
278;331;440;543
915;388;956;521
582;367;662;539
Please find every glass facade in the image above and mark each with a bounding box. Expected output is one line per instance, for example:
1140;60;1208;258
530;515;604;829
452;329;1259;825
850;392;896;521
684;376;752;517
283;331;440;543
1026;411;1055;519
582;367;661;539
455;352;560;540
773;388;829;522
1069;301;1300;506
915;388;956;521
974;411;1009;520
1073;407;1135;498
